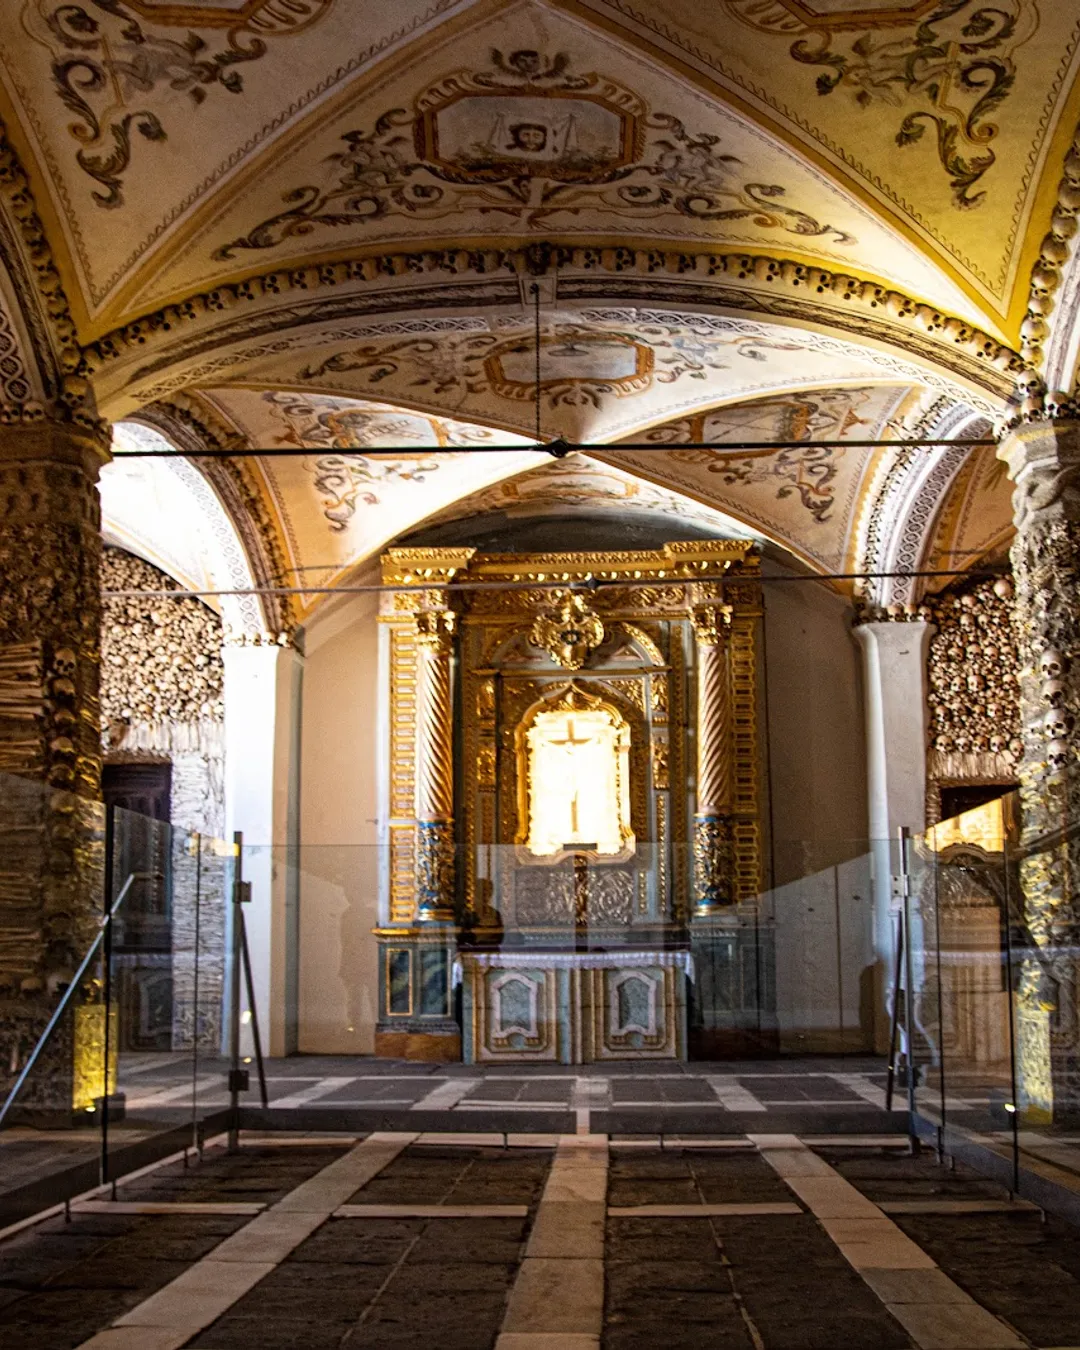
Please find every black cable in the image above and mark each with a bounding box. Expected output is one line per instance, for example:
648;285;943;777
102;565;1004;601
532;281;542;447
111;437;998;459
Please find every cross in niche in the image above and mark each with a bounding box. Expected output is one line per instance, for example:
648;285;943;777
548;716;596;840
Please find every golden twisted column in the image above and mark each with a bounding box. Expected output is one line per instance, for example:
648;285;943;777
414;609;456;921
692;604;733;916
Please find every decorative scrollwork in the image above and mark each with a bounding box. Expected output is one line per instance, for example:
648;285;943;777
529;592;605;670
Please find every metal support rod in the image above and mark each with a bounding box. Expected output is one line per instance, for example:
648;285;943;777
1002;838;1021;1197
108;436;998;459
0;872;146;1129
238;906;269;1109
885;908;904;1114
931;845;947;1162
191;832;202;1155
899;826;919;1151
227;830;244;1151
100;804;115;1187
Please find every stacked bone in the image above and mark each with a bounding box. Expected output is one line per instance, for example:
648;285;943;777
100;548;223;749
926;576;1021;775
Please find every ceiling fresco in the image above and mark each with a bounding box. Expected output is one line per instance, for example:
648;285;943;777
186;307;989;445
3;0;1078;617
411;451;768;541
1;0;1051;337
582;0;1080;317
598;383;926;572
192;389;538;598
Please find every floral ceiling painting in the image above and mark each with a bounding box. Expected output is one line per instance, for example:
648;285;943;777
197;387;536;593
225;309;957;444
111;2;983;322
589;0;1080;309
600;383;919;570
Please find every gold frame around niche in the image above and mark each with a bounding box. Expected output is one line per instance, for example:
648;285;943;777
379;542;762;927
514;683;636;864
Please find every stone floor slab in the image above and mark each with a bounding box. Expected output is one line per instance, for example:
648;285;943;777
885;1299;1027;1350
502;1258;605;1335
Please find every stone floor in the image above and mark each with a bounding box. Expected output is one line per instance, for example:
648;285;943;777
2;1130;1080;1349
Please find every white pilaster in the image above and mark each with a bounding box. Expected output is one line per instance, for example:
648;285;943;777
853;620;933;1050
224;642;303;1058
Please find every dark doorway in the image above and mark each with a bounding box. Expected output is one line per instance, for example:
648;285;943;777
103;763;174;1052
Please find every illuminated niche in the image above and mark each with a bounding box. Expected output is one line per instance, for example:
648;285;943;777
521;692;634;858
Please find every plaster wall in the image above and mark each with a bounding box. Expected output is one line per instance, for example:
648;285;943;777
759;564;874;1051
296;583;382;1054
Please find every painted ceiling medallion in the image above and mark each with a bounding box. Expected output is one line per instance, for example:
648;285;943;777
486;333;653;403
213;47;851;257
121;0;330;26
771;0;939;26
530;592;605;670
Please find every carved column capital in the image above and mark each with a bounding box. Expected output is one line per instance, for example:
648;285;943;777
999;418;1080;533
691;603;732;648
415;607;456;652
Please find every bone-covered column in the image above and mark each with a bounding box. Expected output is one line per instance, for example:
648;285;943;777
414;607;457;922
692;602;733;916
0;421;110;1104
1000;417;1080;1124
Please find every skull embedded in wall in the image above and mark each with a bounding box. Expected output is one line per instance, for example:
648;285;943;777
1047;738;1070;771
52;648;77;678
1041;679;1066;708
1043;708;1073;741
1039;648;1068;681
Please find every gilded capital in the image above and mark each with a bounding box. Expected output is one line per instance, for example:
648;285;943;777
415;608;456;650
691;604;731;647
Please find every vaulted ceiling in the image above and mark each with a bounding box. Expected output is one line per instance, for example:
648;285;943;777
2;0;1073;631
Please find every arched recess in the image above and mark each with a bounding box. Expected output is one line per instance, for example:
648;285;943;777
853;402;994;611
101;420;274;642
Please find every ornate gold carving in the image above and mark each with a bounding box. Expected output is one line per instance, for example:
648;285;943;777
604;676;647;714
650;672;669;723
529;592;605;669
651;738;670;790
476;676;496;722
692;604;733;647
415;608;456;650
477;743;497;788
73;1002;118;1112
656;792;669;912
619;622;665;666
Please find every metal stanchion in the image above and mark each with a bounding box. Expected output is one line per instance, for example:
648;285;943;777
899;826;919;1152
227;831;249;1151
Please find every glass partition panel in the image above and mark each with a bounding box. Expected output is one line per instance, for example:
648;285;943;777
0;771;233;1226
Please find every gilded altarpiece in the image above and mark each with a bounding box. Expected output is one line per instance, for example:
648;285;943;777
374;543;763;1063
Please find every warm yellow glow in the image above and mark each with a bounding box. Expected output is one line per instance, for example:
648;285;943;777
525;706;632;856
924;797;1006;855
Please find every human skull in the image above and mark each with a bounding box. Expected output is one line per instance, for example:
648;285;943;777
1044;708;1072;740
52;648;76;677
1048;738;1070;770
1040;648;1067;680
1041;679;1066;708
